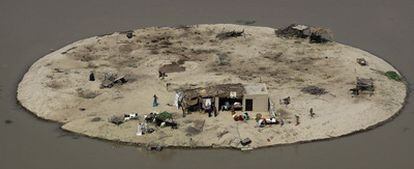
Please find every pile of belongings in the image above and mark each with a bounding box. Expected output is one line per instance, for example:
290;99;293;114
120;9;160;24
301;86;328;95
136;123;155;136
357;58;367;66
350;77;375;95
146;145;163;151
281;96;291;106
216;30;244;40
240;138;252;146
232;112;250;121
221;101;231;111
275;24;333;43
119;30;135;39
256;113;279;127
233;102;243;109
124;113;139;121
101;72;128;88
275;24;309;38
145;112;178;129
109;113;140;125
221;102;242;111
308;27;332;43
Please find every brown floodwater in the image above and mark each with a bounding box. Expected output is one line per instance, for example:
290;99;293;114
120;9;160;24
1;0;413;169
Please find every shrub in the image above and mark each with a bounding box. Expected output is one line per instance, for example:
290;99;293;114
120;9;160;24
384;71;401;81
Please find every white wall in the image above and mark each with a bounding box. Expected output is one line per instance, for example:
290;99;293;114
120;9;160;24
243;95;269;112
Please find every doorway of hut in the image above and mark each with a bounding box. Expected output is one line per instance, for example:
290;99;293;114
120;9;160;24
245;99;253;111
219;97;243;111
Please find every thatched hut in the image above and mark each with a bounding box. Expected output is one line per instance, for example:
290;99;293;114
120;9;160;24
178;83;269;113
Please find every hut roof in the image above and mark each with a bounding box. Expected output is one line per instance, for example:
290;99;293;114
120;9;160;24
244;83;268;95
182;83;245;99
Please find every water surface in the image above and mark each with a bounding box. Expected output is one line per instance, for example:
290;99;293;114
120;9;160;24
1;0;413;169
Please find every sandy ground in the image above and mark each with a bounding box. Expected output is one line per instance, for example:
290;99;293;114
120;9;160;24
17;24;406;150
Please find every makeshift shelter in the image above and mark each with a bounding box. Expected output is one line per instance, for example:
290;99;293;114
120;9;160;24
243;83;269;112
179;83;244;112
308;27;333;43
350;77;375;95
275;24;309;38
275;24;333;43
178;83;269;113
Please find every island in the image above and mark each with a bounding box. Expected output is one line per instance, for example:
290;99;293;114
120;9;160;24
17;24;407;150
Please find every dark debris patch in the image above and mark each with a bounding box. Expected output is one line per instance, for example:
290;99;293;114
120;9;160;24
216;30;244;40
301;86;328;95
91;117;101;122
4;119;13;124
159;62;186;73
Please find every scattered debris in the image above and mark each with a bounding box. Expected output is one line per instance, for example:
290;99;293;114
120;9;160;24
145;112;178;129
350;78;375;95
308;27;332;43
146;144;163;151
156;111;172;121
158;71;167;79
217;130;229;138
101;73;128;88
119;30;134;39
216;53;230;65
105;113;139;125
281;96;291;106
240;138;252;146
295;115;300;126
60;46;77;54
255;113;263;121
124;113;139;121
137;123;152;136
109;115;124;125
275;24;332;43
146;128;155;134
384;71;402;81
159;62;185;73
54;68;65;73
301;86;328;95
275;24;309;38
216;30;244;40
126;32;134;39
137;123;145;136
144;113;157;123
257;117;278;127
174;25;192;30
91;117;101;122
262;52;283;61
232;112;250;121
256;113;279;127
357;58;367;66
267;136;274;142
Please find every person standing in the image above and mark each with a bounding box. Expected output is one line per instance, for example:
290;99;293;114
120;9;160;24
310;108;315;118
153;94;159;107
89;71;95;81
